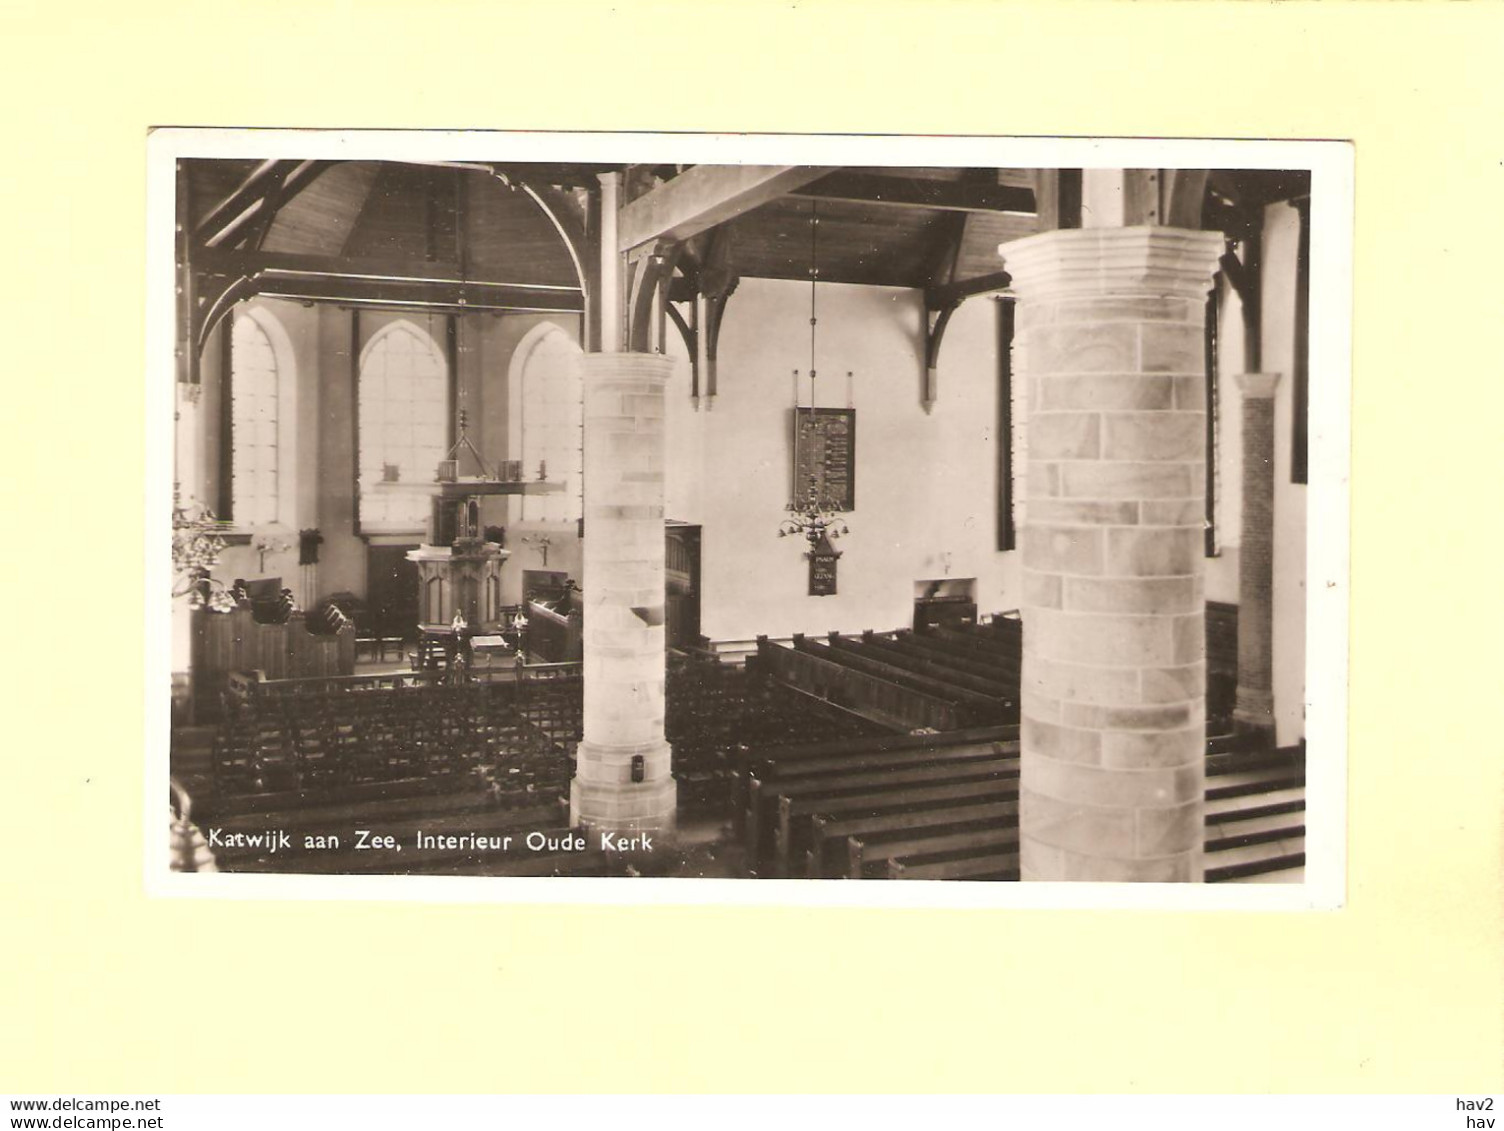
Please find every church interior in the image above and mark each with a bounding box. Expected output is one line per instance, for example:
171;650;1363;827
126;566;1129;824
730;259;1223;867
167;158;1312;884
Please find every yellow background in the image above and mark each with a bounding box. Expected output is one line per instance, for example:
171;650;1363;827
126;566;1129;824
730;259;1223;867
2;0;1500;1093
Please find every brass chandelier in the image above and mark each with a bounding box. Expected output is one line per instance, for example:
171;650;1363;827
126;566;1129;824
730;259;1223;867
779;201;850;548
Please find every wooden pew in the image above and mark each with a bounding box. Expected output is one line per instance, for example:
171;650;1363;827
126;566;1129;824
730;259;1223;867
747;749;1019;869
666;656;892;813
854;821;1019;879
797;635;990;714
876;630;1018;688
743;736;1017;846
207;800;569;874
846;632;1015;700
729;724;1017;836
848;806;1022;878
771;773;1020;878
756;636;969;732
928;623;1018;653
805;797;1021;879
889;846;1020;880
924;625;1023;679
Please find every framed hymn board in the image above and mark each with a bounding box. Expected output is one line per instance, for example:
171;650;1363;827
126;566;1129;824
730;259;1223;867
793;407;856;510
807;533;841;596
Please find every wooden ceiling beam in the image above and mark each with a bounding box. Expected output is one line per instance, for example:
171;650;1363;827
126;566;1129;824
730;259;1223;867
924;270;1013;310
192;159;283;238
790;172;1036;216
251;274;584;313
196;159;319;247
194;247;582;292
922;211;970;289
617;165;837;253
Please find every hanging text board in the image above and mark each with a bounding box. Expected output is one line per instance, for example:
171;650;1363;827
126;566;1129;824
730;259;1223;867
793;407;856;511
807;533;841;597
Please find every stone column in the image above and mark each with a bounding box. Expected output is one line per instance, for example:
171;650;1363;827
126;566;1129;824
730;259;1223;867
1232;372;1281;739
1001;226;1223;882
570;351;677;840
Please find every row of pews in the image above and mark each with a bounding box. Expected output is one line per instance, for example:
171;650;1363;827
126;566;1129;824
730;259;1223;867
183;654;888;876
667;654;894;811
192;667;598;876
733;727;1305;882
757;609;1237;739
191;778;602;877
210;674;579;802
740;616;1298;882
754;618;1021;732
734;726;1022;880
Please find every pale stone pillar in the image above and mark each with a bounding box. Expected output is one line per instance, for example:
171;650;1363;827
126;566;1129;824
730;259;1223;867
1232;372;1282;739
1001;226;1223;882
570;352;677;838
597;173;623;354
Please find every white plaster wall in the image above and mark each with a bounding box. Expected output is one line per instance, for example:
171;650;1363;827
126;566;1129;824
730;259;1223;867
496;315;585;605
666;277;1015;647
204;297;322;603
1262;202;1308;747
1205;273;1245;606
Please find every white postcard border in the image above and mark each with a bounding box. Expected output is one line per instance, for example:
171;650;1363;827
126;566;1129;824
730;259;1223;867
146;129;1353;911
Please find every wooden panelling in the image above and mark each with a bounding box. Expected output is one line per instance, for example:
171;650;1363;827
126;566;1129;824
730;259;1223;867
461;171;582;287
260;162;380;256
191;606;356;721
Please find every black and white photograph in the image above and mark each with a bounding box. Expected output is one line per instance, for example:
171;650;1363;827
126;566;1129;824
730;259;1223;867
152;132;1351;905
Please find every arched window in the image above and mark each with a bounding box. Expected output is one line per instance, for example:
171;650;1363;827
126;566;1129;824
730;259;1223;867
230;311;283;527
513;324;583;524
358;320;448;533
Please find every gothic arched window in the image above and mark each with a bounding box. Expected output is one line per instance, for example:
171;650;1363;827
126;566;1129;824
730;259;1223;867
230;311;282;527
358;320;448;533
515;325;583;524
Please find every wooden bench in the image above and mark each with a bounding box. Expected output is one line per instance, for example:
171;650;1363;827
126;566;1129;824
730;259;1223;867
729;724;1017;834
747;749;1019;869
927;624;1022;665
210;676;575;802
801;799;1020;879
872;630;1019;691
797;635;991;715
756;636;970;733
850;812;1018;879
846;632;1016;701
207;800;569;873
769;769;1020;878
743;737;1017;848
889;845;1021;880
666;657;891;813
804;797;1019;878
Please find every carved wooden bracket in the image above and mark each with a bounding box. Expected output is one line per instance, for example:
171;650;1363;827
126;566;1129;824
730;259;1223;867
922;301;959;415
627;239;683;354
660;228;738;406
920;270;1012;413
664;300;697;396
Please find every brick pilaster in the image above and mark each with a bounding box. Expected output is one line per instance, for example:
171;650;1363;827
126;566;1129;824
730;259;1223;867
569;352;677;838
1233;371;1281;739
1001;226;1223;882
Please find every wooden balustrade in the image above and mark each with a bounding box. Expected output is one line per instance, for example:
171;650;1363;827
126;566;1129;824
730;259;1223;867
524;599;582;663
191;605;355;722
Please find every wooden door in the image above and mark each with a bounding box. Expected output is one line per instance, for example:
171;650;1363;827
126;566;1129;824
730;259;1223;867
367;544;420;640
665;523;702;650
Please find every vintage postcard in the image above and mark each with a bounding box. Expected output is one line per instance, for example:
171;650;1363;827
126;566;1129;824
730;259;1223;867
147;130;1352;909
